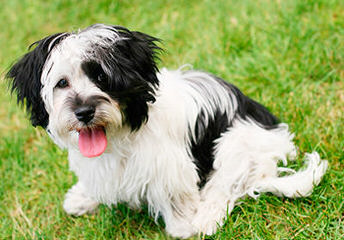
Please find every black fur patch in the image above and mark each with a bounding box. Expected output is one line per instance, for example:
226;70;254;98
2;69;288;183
191;110;229;188
214;76;279;128
81;26;161;130
191;75;279;188
6;32;69;128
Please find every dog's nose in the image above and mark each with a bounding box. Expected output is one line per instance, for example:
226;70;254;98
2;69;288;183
74;105;95;124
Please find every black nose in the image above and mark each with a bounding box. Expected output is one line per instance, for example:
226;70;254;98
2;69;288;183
74;105;95;124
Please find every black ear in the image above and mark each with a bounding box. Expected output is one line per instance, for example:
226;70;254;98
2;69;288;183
120;29;162;87
6;32;69;128
87;25;162;130
95;26;162;91
113;28;162;130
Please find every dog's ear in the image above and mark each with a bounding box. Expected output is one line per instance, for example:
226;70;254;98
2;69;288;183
120;30;162;87
6;33;69;128
90;26;162;130
112;28;162;130
99;26;162;90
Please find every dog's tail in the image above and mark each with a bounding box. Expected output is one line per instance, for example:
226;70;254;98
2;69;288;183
253;152;328;198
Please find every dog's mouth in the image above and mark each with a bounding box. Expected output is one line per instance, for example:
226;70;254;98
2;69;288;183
78;126;107;158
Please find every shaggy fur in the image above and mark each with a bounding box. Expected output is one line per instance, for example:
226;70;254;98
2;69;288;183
7;24;328;238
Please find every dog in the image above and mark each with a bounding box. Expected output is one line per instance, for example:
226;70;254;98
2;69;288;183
7;24;328;238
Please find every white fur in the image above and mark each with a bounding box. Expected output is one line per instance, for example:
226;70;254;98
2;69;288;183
59;69;327;238
37;25;328;238
63;181;99;216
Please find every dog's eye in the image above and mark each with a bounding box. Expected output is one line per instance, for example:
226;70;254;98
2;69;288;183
97;73;107;83
56;78;69;88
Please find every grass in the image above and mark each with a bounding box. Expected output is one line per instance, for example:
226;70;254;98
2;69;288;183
0;0;343;239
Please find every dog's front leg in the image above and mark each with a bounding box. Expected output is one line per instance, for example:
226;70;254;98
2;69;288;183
160;193;199;239
63;181;99;216
141;147;201;238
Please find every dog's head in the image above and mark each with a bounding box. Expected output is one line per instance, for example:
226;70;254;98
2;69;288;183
7;24;161;157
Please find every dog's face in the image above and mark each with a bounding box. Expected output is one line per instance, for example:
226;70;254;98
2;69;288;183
7;24;161;156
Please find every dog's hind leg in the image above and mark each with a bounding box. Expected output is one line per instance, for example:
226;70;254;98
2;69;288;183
191;121;328;236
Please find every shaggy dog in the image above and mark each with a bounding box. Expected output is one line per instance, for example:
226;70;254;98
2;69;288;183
7;24;328;238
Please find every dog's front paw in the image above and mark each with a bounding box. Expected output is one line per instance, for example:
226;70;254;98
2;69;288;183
63;183;99;216
165;220;196;239
191;200;228;236
192;212;220;236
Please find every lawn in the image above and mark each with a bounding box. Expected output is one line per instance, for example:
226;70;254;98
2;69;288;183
0;0;343;239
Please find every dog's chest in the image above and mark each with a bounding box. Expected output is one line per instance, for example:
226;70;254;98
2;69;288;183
68;148;153;206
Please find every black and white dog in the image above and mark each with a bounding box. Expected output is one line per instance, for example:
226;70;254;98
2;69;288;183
7;24;328;238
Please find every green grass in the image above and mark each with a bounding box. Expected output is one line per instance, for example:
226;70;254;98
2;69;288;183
1;0;343;239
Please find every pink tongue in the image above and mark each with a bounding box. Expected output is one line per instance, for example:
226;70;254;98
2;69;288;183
78;128;107;158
